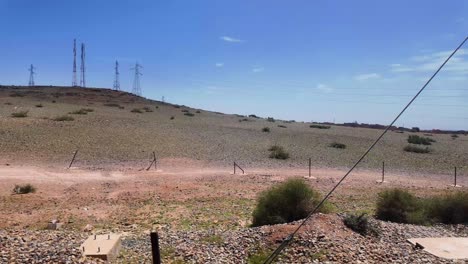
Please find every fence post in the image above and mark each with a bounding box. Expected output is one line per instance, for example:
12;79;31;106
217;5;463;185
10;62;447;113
454;166;457;187
308;158;311;177
382;161;385;182
150;232;161;264
234;162;236;174
153;152;157;170
68;149;78;169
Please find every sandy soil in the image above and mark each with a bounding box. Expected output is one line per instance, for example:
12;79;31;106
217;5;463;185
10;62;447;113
1;159;466;231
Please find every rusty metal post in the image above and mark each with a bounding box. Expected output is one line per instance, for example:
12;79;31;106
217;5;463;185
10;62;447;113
151;232;161;264
68;149;78;169
234;162;236;174
308;158;311;177
454;166;457;186
382;161;385;182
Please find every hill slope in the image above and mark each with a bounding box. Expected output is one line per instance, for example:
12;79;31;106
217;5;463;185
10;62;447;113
0;86;467;174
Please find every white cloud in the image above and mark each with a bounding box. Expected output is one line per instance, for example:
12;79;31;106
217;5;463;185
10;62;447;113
316;83;333;93
215;63;224;67
220;36;244;43
390;64;414;73
252;67;264;73
354;73;381;81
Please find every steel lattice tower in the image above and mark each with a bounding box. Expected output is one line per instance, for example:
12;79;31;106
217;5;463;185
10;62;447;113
28;64;35;86
131;62;143;96
80;43;86;87
113;61;120;91
72;39;77;86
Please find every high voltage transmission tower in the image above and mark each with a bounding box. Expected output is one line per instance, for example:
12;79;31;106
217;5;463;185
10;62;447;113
131;62;143;96
72;39;77;86
113;61;120;91
80;43;86;87
28;64;35;86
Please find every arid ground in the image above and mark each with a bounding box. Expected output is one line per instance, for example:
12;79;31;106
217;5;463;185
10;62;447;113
1;86;467;263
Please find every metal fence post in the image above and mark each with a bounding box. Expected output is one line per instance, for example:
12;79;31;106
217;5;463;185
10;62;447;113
150;232;161;264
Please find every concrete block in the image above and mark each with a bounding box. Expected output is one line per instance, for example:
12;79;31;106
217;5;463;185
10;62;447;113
81;233;122;261
408;237;468;259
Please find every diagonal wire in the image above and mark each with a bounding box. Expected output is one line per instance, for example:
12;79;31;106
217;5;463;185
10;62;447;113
263;36;468;264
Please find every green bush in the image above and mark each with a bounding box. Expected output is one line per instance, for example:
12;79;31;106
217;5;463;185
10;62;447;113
13;184;36;194
329;142;346;149
252;178;330;226
268;145;290;160
131;108;143;113
11;111;28;118
426;192;468;224
262;127;270;132
247;249;271;264
69;108;93;115
376;189;427;224
344;213;379;236
407;135;435;145
53;115;74;121
310;124;331;129
404;145;431;154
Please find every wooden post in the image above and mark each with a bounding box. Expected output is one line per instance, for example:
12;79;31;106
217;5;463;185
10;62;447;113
153;152;157;170
150;232;161;264
234;162;236;174
68;149;78;169
454;166;457;187
382;161;385;182
308;158;311;177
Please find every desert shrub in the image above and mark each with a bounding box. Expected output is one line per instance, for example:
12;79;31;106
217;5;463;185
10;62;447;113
262;127;270;132
184;112;195;117
239;118;250;122
181;109;189;113
196;110;201;113
278;125;287;128
69;108;93;115
142;106;153;112
376;189;427;224
329;142;346;149
267;117;275;122
4;102;12;105
9;92;25;97
53;115;74;121
310;124;331;129
344;213;379;236
174;105;181;108
52;100;56;103
451;134;459;139
268;145;290;160
155;106;159;109
35;103;43;108
131;108;143;113
170;116;175;120
11;111;28;118
407;135;435;145
103;103;121;108
249;114;260;118
247;249;271;264
13;184;36;194
403;145;430;154
252;178;330;227
426;192;468;224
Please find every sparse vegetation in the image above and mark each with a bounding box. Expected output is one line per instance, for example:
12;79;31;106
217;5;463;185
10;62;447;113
181;109;189;113
310;124;331;129
184;112;195;117
170;116;175;120
262;127;270;132
407;135;435;145
278;125;287;128
142;106;153;112
53;115;74;121
451;134;459;139
35;103;43;108
249;114;260;118
247;249;271;264
196;110;201;113
9;92;25;97
376;189;426;224
11;111;28;118
268;145;290;160
344;213;379;236
69;108;93;115
403;145;431;154
252;178;330;226
131;108;143;113
103;103;122;108
329;142;346;149
201;234;224;245
267;117;275;122
13;184;36;194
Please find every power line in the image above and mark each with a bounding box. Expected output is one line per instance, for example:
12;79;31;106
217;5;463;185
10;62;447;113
263;36;468;264
28;64;35;86
113;60;120;91
131;62;143;96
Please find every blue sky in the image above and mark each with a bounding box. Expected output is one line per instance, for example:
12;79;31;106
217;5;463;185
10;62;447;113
0;1;467;130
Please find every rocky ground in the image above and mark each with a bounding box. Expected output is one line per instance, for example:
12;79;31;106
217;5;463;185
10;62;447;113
1;214;468;263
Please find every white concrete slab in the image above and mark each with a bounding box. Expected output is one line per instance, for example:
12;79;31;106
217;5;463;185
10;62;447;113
81;233;122;261
408;237;468;260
